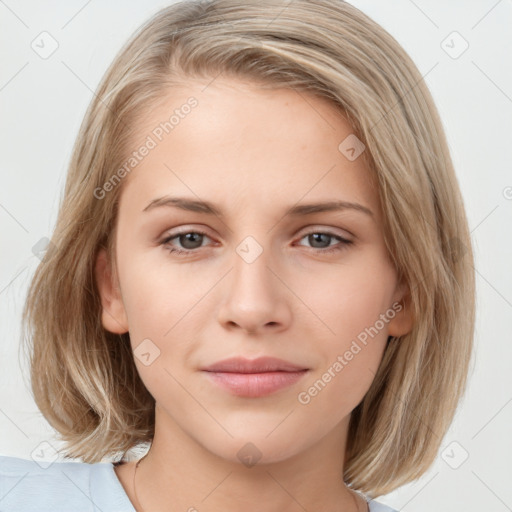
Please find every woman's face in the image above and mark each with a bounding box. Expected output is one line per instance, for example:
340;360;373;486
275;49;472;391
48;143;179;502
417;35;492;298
96;77;412;465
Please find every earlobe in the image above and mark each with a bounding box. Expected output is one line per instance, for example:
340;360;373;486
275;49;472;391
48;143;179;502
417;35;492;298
388;281;414;337
94;248;129;334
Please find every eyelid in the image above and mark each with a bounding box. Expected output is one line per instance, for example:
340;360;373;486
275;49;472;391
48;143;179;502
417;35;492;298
160;224;354;242
159;224;356;262
296;224;354;240
160;226;213;244
160;224;212;238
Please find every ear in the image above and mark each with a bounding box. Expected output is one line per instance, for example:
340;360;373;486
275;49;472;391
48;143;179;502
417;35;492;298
387;279;414;337
94;248;129;334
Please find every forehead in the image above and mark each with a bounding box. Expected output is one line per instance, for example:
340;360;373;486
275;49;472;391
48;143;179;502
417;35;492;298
118;78;379;220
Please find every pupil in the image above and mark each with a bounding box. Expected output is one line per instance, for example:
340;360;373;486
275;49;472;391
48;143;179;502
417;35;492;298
310;233;329;248
178;233;332;250
181;233;202;249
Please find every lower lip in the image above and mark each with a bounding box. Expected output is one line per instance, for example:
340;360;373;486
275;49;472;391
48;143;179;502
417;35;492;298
202;370;308;397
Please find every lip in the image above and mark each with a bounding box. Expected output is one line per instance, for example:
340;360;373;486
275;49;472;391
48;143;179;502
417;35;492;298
201;357;309;397
201;356;308;373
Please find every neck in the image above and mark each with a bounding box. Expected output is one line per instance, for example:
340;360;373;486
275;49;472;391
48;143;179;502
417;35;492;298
127;404;364;512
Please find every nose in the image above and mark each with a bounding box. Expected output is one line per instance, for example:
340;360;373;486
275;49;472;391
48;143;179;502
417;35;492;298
217;246;292;335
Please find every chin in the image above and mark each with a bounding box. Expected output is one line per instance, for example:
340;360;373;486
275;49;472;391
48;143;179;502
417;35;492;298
198;431;309;468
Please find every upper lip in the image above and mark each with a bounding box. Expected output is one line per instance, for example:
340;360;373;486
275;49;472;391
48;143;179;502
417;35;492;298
201;356;308;373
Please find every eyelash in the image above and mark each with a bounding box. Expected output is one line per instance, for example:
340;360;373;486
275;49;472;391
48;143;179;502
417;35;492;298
160;228;353;257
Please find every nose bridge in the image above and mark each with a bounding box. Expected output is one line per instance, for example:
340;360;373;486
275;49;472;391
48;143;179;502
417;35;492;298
217;231;291;333
231;234;278;304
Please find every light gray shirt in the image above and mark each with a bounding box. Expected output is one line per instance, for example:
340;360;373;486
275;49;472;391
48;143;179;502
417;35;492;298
0;455;399;511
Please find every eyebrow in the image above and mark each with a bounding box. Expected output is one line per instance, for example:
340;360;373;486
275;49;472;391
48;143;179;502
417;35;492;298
142;196;374;218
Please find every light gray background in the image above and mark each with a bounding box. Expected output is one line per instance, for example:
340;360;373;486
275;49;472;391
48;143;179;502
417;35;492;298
1;1;511;510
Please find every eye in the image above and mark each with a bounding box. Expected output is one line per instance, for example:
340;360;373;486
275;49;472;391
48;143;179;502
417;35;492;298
160;229;212;256
160;228;353;257
295;230;353;254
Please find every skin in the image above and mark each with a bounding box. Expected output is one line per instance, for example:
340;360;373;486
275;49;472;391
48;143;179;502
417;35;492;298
95;77;413;512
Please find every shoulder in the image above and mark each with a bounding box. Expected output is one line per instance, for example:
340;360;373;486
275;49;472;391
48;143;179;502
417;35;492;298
0;454;95;511
368;498;401;512
1;455;398;512
0;454;134;512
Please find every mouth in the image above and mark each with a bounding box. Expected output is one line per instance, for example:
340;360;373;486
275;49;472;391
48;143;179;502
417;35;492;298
200;356;309;397
201;355;308;373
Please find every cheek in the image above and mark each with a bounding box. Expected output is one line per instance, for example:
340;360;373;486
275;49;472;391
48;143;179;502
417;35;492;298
297;283;392;417
117;258;212;384
295;257;395;401
118;251;204;335
298;256;397;344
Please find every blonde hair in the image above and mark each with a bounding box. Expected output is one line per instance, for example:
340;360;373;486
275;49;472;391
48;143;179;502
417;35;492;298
21;0;475;497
